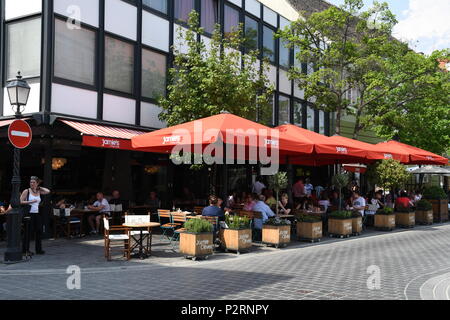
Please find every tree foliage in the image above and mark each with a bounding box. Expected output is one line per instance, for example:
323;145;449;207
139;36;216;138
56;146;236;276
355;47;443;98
366;159;411;191
159;11;274;126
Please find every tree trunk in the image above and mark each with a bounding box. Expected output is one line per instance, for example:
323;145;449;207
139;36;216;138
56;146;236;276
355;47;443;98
352;105;364;139
335;107;342;136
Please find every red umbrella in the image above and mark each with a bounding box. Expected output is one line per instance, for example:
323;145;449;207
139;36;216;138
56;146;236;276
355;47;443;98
375;141;448;165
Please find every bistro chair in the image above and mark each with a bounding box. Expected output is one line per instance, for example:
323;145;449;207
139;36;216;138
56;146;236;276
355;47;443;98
124;212;152;255
200;216;219;242
158;209;177;241
239;210;263;242
53;208;81;239
170;212;188;249
103;216;131;261
193;206;205;215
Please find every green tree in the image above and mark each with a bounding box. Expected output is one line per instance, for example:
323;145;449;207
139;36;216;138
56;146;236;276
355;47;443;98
267;172;288;213
366;159;411;192
159;11;274;126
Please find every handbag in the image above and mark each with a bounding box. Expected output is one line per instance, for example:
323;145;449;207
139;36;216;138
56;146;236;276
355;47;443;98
20;189;32;216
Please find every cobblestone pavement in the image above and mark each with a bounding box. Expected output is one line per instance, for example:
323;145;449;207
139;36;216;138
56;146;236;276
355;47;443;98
1;223;450;300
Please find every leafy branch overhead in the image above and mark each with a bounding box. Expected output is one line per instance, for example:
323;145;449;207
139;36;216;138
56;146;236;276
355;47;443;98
159;11;274;127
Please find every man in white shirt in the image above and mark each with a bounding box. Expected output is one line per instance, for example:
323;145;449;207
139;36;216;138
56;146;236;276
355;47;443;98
304;178;314;196
351;191;366;216
252;177;266;195
88;192;111;235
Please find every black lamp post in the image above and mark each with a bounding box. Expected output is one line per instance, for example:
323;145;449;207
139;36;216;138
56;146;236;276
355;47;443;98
4;72;30;263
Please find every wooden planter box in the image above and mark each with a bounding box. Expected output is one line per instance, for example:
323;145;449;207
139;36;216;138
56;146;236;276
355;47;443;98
352;217;363;235
297;221;322;242
180;232;214;261
374;214;396;231
395;212;415;228
328;219;353;238
262;225;291;248
416;210;434;225
219;228;252;254
428;199;449;223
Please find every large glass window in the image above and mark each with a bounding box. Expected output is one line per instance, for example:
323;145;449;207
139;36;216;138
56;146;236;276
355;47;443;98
143;0;168;14
244;16;258;52
279;40;290;69
105;36;134;94
294;46;301;69
279;95;290;125
6;18;41;80
142;48;167;100
54;19;96;85
263;26;275;63
174;0;195;22
201;0;219;34
224;4;239;37
259;95;274;126
293;101;303;127
307;106;315;132
319;111;325;134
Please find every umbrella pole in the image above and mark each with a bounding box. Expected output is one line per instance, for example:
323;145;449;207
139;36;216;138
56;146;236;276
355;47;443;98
222;146;228;202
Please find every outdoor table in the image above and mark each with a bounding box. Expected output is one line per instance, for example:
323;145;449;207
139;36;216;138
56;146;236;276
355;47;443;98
70;209;98;236
122;222;160;259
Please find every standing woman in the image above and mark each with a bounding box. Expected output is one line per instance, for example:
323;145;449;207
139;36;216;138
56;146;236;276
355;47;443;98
20;176;51;255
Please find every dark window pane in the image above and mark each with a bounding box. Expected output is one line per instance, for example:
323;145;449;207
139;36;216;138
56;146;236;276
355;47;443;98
143;0;167;13
142;48;167;100
293;101;303;126
280;40;290;68
105;36;134;94
244;16;258;52
201;0;219;34
294;46;301;68
279;95;290;125
307;106;315;132
174;0;195;22
259;95;274;126
263;26;275;63
319;111;325;134
224;4;239;36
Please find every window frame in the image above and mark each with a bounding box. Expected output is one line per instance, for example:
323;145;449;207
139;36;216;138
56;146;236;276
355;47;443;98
141;43;169;103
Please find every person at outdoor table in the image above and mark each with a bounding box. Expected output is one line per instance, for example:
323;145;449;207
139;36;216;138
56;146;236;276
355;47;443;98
144;191;160;208
292;179;306;204
21;176;51;255
318;193;331;212
109;190;128;212
365;191;384;215
278;194;292;215
252;176;266;196
330;191;346;209
253;195;276;230
203;195;225;218
349;191;366;216
243;193;257;211
87;192;111;235
265;190;277;210
395;191;414;209
304;178;314;197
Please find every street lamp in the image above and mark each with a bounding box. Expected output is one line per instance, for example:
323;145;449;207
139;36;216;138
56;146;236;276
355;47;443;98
4;72;30;263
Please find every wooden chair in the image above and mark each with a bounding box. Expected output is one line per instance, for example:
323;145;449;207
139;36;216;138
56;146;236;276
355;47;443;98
158;209;177;241
171;212;188;248
238;210;263;241
110;204;124;225
124;212;151;255
103;216;131;261
193;206;205;215
53;208;81;239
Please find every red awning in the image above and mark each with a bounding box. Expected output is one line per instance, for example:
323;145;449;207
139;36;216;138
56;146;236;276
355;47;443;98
375;141;448;165
60;120;149;151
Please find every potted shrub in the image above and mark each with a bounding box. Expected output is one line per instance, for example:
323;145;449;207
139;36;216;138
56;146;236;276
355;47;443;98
262;217;291;248
328;211;353;238
395;206;415;228
374;207;396;231
351;211;363;236
423;186;449;222
415;199;434;225
180;218;214;261
296;214;322;243
219;215;252;254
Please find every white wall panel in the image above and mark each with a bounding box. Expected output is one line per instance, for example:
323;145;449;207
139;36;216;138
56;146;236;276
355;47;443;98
51;83;97;118
263;6;277;27
54;0;99;28
279;69;291;94
3;81;40;116
141;102;165;129
173;24;190;55
105;0;137;41
245;0;261;18
5;0;42;21
142;11;170;52
103;94;136;125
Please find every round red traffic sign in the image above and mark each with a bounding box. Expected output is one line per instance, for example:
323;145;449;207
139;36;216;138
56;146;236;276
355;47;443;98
8;120;32;149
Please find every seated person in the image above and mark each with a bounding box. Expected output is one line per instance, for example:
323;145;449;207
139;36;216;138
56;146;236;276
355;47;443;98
243;193;257;211
203;195;225;232
87;192;111;235
265;190;277;211
395;191;414;210
349;191;366;216
253;195;276;230
278;193;292;215
318;193;331;212
54;198;68;209
109;190;129;212
144;191;160;210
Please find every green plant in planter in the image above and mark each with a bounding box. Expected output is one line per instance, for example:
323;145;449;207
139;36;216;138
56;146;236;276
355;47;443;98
376;207;394;215
265;217;291;226
225;215;251;230
184;218;213;233
395;205;414;213
296;214;322;223
423;186;447;200
332;173;350;212
416;199;433;211
329;211;352;219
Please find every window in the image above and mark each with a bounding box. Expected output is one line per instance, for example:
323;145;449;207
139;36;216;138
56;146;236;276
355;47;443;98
259;95;274;126
263;26;275;63
143;0;168;14
244;16;258;52
6;18;41;80
54;19;96;85
105;36;134;94
224;5;239;36
294;46;301;69
319;111;325;134
293;101;303;127
307;106;315;132
279;95;290;125
174;0;195;22
279;40;290;69
201;0;219;34
142;48;167;100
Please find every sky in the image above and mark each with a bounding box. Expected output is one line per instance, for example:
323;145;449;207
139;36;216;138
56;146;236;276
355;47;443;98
326;0;450;54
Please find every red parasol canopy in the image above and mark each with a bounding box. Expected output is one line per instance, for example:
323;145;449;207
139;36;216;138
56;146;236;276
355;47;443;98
375;141;448;165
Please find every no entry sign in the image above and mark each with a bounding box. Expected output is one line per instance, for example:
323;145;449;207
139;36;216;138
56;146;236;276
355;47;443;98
8;120;32;149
